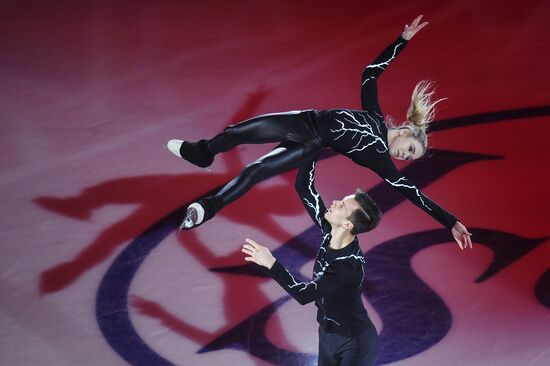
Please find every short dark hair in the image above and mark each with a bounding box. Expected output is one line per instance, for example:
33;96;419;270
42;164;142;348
348;189;382;235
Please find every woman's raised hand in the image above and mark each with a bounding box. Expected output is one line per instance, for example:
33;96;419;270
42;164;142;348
402;15;429;40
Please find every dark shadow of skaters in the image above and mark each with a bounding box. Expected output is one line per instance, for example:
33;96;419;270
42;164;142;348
33;87;308;294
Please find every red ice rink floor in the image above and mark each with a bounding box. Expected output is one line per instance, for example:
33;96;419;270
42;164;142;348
1;1;549;365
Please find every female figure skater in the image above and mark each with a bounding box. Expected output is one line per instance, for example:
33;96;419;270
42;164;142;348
243;159;382;365
167;15;473;249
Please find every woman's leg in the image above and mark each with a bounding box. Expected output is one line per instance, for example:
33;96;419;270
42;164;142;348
169;111;313;168
207;111;309;154
180;140;321;229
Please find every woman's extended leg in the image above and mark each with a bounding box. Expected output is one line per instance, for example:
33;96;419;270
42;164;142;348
167;111;315;168
180;140;322;230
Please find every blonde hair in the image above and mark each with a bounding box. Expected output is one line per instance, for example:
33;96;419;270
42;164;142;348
400;80;446;153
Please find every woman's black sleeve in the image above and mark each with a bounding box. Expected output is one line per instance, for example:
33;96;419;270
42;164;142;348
361;36;409;112
359;156;458;229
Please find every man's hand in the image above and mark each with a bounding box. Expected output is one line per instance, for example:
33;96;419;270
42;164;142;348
242;238;276;269
451;221;473;250
402;15;429;41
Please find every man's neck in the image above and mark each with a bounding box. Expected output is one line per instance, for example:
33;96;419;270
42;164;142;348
329;227;355;250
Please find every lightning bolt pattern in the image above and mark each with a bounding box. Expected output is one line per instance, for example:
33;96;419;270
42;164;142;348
301;161;323;227
384;176;433;211
330;110;388;154
362;42;404;85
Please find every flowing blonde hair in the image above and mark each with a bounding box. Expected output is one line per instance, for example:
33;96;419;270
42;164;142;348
401;80;446;153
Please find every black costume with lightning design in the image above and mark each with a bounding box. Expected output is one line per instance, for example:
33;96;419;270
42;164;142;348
268;160;379;365
314;35;457;228
196;35;457;229
269;160;375;337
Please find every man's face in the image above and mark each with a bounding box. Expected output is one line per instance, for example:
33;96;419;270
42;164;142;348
324;194;360;228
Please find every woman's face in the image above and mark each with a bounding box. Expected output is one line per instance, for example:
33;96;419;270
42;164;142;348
389;130;424;161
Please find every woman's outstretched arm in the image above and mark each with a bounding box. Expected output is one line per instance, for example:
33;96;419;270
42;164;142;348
361;15;429;111
366;156;472;249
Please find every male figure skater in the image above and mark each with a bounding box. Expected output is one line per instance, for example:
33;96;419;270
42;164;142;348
242;158;382;365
